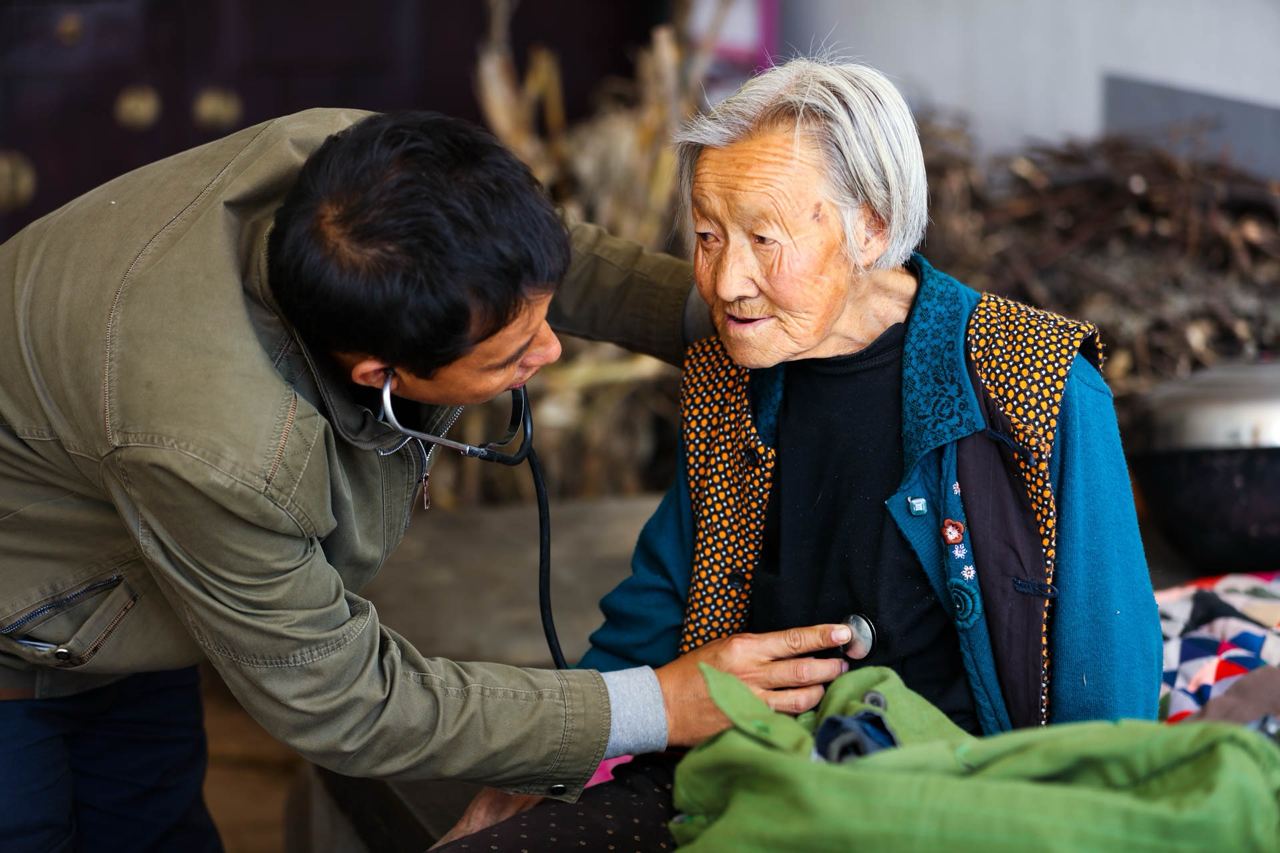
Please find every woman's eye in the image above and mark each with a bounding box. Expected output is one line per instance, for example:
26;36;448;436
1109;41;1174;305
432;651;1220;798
695;231;717;244
753;234;775;246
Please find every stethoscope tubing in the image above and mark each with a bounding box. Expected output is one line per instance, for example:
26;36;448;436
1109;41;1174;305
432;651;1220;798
379;375;567;669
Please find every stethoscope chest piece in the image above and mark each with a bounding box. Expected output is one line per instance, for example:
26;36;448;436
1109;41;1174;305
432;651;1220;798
842;613;876;660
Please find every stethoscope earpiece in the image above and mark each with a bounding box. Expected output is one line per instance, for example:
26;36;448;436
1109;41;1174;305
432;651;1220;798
378;373;532;466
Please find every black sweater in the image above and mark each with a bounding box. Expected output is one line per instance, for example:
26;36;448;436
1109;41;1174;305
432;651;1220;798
749;323;979;733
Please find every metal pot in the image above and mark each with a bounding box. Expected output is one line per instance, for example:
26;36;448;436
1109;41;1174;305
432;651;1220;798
1128;361;1280;573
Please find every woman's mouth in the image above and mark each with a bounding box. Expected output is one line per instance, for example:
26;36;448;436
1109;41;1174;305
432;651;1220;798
724;313;773;333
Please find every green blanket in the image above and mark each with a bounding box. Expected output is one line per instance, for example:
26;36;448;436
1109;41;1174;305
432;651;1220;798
672;665;1280;851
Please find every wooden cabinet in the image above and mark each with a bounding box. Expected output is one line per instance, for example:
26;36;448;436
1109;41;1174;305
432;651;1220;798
0;0;661;239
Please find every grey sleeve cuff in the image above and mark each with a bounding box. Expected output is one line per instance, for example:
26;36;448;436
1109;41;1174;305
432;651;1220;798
599;666;669;758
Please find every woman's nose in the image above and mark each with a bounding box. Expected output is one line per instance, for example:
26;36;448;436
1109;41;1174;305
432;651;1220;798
713;242;760;303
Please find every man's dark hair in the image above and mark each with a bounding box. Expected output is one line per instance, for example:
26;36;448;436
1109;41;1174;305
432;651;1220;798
268;110;569;378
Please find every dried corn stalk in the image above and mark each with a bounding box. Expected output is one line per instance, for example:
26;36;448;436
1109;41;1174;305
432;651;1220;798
435;1;732;506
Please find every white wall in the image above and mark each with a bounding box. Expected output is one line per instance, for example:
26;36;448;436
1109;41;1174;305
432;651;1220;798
780;0;1280;157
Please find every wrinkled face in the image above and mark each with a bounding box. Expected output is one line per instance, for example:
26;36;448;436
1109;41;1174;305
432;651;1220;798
691;127;863;368
393;292;562;405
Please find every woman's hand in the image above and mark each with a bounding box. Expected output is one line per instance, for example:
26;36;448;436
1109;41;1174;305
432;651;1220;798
428;787;543;849
655;623;851;747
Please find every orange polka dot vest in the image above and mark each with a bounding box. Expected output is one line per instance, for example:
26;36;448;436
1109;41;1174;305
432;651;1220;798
676;294;1101;722
967;293;1102;721
676;336;777;654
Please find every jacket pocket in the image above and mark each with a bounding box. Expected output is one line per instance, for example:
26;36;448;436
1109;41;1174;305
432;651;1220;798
0;572;138;668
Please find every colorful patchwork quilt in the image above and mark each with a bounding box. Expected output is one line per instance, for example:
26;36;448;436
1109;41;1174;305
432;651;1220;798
1157;570;1280;722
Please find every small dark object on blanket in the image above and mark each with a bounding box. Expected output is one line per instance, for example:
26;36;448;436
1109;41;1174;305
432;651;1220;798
813;711;899;763
1193;666;1280;728
1247;715;1279;742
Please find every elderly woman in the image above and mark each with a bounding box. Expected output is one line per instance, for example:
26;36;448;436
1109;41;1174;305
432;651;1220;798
437;58;1161;849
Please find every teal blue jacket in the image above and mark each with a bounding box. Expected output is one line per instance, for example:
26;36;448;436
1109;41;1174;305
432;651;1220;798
581;256;1162;733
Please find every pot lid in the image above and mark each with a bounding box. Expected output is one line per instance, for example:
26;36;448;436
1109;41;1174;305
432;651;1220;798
1140;361;1280;450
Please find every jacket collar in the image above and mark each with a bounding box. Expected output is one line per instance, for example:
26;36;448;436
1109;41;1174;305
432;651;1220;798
244;223;446;451
748;254;985;475
899;254;985;475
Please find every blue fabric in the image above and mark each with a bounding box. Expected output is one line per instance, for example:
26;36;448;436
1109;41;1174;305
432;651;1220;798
885;446;1012;733
749;363;785;447
0;667;221;853
899;256;985;473
583;257;1162;729
579;445;695;673
943;442;1012;731
1048;356;1162;722
813;711;899;762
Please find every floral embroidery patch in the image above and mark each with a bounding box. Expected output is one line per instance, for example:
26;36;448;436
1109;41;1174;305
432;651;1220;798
942;519;965;545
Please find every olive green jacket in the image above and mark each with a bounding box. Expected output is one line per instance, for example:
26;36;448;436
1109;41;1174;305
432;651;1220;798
0;109;696;798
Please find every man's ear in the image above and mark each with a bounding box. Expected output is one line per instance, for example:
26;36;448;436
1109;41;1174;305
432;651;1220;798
342;355;396;391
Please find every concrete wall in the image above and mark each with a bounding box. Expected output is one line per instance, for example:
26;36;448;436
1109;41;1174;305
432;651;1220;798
779;0;1280;166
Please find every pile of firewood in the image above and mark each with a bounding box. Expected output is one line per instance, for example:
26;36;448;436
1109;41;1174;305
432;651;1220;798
922;118;1280;406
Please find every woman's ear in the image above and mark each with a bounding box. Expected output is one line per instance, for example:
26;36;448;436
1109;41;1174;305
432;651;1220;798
850;207;890;269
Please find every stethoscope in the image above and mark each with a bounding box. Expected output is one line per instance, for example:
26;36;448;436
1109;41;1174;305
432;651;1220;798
376;372;878;670
378;374;569;669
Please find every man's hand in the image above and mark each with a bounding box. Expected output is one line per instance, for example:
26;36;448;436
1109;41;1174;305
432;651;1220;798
428;787;543;850
656;624;852;747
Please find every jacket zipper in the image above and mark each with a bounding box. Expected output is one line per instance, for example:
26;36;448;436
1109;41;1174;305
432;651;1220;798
75;591;139;665
413;406;464;510
0;575;124;636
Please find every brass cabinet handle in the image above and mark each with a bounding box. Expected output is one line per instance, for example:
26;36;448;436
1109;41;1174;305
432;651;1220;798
115;84;162;130
55;12;84;46
0;150;37;213
192;87;243;132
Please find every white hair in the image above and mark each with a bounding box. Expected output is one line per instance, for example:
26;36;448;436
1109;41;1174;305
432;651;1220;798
675;58;928;269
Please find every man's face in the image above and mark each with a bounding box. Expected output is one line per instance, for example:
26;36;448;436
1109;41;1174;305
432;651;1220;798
389;292;563;406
